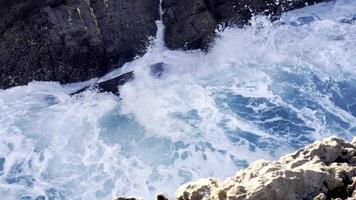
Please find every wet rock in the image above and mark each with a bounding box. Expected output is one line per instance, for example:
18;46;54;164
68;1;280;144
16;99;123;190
71;62;167;95
176;136;356;200
114;195;168;200
114;198;142;200
156;194;169;200
71;71;134;96
0;0;159;89
162;0;218;50
162;0;329;50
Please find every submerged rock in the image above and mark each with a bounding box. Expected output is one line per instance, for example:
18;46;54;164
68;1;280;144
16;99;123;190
176;136;356;200
0;0;159;89
162;0;329;50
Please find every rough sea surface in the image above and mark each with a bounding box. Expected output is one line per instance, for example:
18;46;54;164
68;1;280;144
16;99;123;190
0;0;356;199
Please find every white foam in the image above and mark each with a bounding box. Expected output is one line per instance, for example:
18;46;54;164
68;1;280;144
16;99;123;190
0;0;356;199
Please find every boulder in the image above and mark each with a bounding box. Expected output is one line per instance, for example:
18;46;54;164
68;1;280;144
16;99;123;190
176;136;356;200
162;0;329;50
0;0;160;89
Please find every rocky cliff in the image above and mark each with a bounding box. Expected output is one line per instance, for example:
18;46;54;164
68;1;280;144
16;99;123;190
0;0;330;89
175;137;356;200
0;0;159;89
162;0;329;50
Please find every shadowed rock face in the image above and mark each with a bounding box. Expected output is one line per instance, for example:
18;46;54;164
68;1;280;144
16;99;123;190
162;0;329;50
0;0;159;89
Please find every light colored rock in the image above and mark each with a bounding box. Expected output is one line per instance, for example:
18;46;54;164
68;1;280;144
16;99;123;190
352;137;356;146
176;137;356;200
313;193;327;200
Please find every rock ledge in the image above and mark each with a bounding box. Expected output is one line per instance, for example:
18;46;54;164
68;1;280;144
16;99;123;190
176;136;356;200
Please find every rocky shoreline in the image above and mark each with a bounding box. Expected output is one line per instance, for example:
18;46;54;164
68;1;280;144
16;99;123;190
0;0;160;89
162;0;328;50
0;0;330;89
116;137;356;200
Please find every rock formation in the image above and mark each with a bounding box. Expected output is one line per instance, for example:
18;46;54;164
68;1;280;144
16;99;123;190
0;0;159;89
0;0;331;89
71;71;134;96
113;194;168;200
176;136;356;200
71;62;166;96
162;0;329;50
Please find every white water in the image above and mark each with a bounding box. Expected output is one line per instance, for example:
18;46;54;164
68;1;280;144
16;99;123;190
0;0;356;199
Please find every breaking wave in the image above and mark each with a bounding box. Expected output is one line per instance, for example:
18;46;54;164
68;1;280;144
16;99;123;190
0;0;356;199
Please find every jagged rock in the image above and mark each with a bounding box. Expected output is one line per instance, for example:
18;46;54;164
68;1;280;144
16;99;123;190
0;0;159;89
1;0;332;89
71;71;134;96
162;0;329;50
176;136;356;200
71;62;167;95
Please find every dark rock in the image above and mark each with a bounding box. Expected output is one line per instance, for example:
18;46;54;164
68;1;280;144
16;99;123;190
71;71;134;96
162;0;329;50
162;0;218;50
114;194;168;200
0;0;160;89
72;62;167;96
156;194;169;200
114;198;141;200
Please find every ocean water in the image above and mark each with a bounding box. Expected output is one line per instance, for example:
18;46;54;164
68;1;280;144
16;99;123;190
1;0;356;199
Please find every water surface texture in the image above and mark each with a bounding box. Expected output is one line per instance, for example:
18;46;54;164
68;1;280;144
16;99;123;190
0;0;356;199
